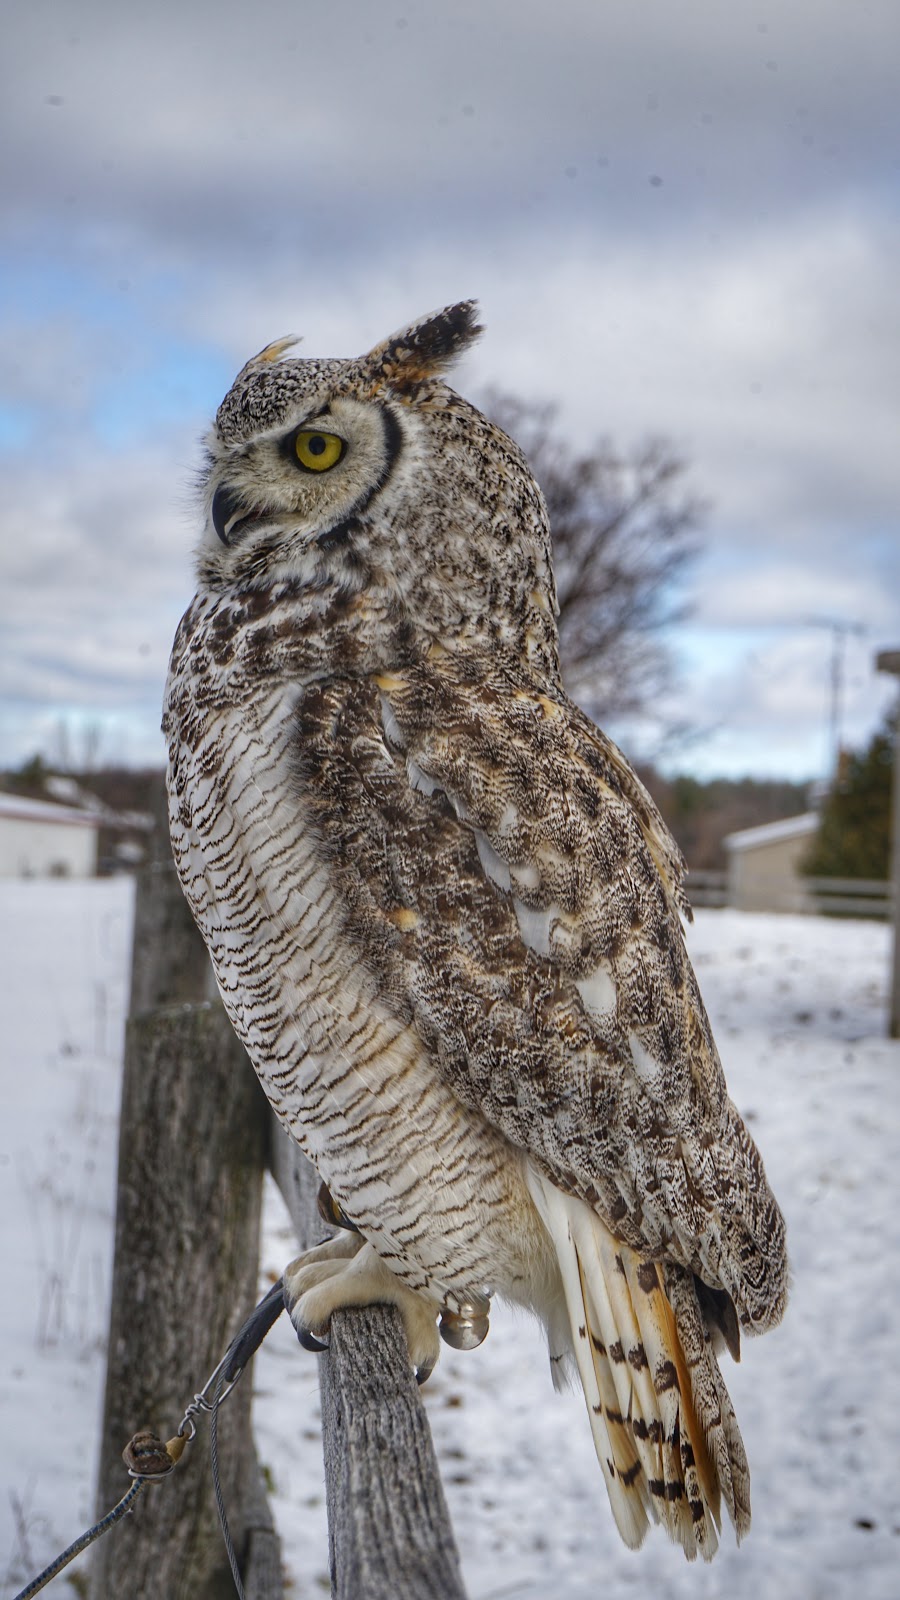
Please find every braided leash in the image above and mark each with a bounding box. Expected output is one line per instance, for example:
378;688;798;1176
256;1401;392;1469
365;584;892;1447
13;1279;286;1600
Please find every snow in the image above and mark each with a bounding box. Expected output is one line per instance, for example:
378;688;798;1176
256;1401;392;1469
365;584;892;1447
0;880;134;1596
2;885;899;1599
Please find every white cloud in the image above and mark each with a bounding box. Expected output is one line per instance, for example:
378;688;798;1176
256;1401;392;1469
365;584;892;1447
692;564;895;633
1;0;898;777
0;439;198;762
649;627;898;781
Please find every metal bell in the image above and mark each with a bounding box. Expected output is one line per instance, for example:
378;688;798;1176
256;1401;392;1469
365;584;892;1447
316;1180;360;1233
438;1292;491;1350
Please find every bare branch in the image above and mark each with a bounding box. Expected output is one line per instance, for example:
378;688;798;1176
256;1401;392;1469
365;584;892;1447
481;390;704;726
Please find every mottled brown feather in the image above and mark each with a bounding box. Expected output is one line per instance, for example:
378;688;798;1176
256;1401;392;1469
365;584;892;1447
287;651;787;1335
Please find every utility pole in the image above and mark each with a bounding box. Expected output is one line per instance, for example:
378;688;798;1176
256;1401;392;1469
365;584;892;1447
807;617;865;779
875;649;900;1038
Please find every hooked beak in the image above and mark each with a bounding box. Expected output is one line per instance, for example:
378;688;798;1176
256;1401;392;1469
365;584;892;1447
211;483;264;546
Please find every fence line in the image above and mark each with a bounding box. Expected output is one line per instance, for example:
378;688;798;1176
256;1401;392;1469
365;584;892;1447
686;869;892;919
802;877;893;918
684;869;729;908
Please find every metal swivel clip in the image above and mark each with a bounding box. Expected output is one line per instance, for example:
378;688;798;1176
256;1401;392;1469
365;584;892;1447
438;1292;491;1350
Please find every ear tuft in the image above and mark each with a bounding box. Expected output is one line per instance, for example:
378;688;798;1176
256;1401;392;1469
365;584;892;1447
365;301;483;388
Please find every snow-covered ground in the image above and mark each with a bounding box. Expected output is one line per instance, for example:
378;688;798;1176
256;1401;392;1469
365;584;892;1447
1;882;898;1599
0;879;134;1598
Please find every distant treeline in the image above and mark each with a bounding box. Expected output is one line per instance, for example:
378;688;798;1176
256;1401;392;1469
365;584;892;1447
8;757;812;877
636;769;810;872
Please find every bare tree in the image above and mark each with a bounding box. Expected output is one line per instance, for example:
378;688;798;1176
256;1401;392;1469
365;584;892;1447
481;391;703;726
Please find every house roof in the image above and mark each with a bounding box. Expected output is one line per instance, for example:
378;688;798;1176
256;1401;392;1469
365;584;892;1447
724;811;819;853
0;793;102;830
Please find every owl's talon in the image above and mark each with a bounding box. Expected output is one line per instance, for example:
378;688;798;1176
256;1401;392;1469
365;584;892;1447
283;1236;441;1377
282;1271;329;1350
317;1180;361;1233
294;1322;329;1353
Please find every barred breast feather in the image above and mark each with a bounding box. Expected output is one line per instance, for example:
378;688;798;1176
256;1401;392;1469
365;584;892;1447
163;589;553;1311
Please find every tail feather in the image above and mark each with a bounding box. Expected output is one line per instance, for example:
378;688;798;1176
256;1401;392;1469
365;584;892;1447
527;1166;749;1562
568;1205;667;1522
576;1260;655;1524
665;1262;751;1539
620;1251;719;1557
539;1177;651;1549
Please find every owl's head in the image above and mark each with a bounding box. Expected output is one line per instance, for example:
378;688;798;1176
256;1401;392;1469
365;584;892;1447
198;302;559;671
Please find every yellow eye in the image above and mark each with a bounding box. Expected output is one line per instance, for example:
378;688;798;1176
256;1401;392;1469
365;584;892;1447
293;429;344;472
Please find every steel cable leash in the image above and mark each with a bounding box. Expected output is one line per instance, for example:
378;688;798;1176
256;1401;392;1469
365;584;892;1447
13;1278;288;1600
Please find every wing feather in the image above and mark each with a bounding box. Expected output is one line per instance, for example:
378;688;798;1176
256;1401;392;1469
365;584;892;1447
293;652;787;1337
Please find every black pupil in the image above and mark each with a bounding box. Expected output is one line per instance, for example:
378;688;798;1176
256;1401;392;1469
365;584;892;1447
307;435;327;455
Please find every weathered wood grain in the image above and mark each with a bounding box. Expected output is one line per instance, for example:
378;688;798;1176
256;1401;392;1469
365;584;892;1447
91;835;281;1599
128;775;215;1015
91;1001;275;1599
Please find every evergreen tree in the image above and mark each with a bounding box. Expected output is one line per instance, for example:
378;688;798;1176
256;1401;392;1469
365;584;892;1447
802;719;894;880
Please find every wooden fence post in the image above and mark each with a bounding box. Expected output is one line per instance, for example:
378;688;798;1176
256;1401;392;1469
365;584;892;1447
91;795;281;1599
270;1124;469;1600
876;651;900;1037
93;777;468;1598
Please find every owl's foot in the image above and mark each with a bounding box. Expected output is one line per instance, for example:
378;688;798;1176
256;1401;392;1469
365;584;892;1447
283;1234;441;1381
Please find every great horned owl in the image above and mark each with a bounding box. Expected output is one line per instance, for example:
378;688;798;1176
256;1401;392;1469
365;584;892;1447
164;303;787;1561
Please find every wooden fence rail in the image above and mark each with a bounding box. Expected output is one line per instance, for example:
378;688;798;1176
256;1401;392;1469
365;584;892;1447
803;877;893;918
92;802;467;1599
685;869;892;918
683;869;729;908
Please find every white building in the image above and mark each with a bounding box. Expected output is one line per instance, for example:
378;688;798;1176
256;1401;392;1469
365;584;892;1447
724;812;819;913
0;793;100;878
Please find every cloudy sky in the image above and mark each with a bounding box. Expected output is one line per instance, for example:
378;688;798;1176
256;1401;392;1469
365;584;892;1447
2;0;898;780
